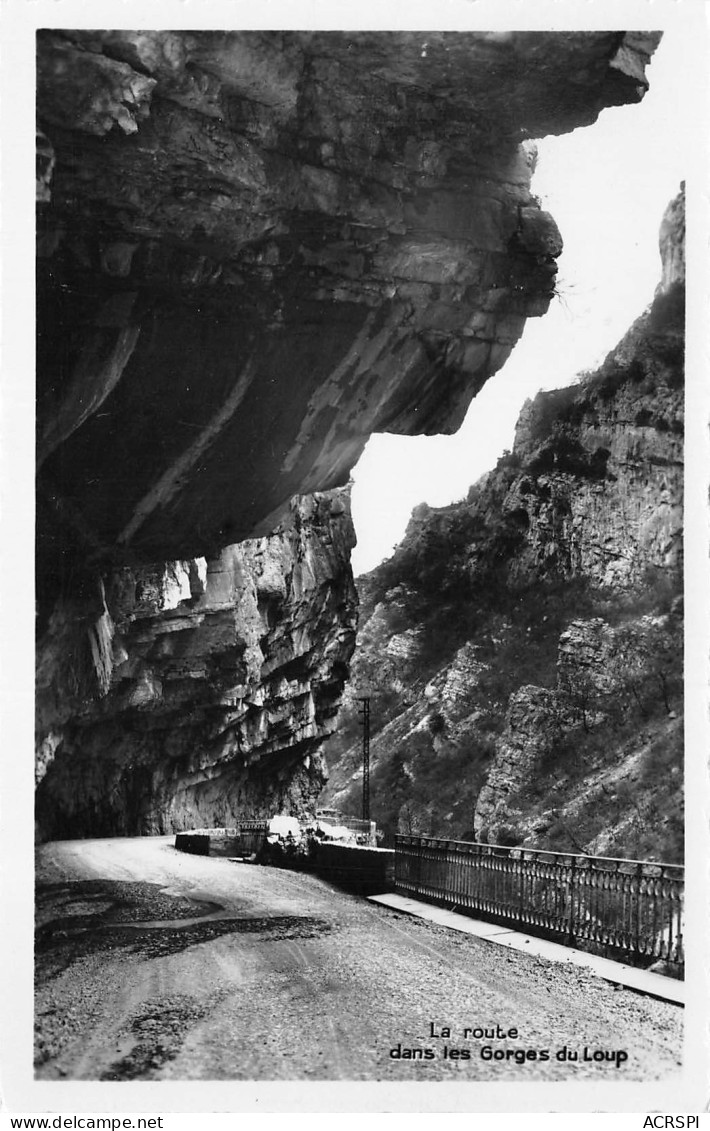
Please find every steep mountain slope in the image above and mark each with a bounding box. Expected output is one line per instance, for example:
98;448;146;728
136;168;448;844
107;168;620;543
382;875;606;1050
323;187;684;863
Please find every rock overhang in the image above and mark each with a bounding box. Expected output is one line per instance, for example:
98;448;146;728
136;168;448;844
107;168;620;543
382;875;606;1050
36;30;661;595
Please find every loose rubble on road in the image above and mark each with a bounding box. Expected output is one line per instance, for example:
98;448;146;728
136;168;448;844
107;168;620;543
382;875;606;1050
35;836;683;1083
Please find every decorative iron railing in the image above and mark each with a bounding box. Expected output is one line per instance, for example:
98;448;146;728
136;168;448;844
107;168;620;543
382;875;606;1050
395;835;684;971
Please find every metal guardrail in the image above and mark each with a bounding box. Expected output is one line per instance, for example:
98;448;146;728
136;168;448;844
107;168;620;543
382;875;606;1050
395;835;684;970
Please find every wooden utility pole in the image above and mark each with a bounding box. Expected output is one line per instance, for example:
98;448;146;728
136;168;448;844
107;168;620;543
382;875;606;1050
357;696;371;821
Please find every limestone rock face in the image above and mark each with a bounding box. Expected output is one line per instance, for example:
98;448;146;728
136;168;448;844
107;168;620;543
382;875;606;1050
34;30;663;840
323;188;684;861
472;192;685;845
36;30;659;602
658;182;686;293
509;236;684;587
473;684;562;840
35;491;357;839
473;613;680;841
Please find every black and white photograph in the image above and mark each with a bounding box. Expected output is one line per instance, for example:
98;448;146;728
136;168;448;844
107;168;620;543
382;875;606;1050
1;0;709;1117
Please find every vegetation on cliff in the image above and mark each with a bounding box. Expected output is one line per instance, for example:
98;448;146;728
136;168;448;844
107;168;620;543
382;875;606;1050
322;189;684;864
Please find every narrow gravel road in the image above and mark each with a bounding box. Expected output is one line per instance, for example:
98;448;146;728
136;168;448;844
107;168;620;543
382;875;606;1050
35;836;682;1082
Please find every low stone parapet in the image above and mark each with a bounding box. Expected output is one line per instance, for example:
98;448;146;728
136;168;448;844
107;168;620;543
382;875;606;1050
173;825;395;896
174;827;244;857
174;832;211;856
310;841;395;894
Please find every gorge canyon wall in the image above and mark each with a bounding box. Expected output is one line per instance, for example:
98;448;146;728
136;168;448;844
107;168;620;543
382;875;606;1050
324;186;684;862
36;491;357;838
35;31;661;838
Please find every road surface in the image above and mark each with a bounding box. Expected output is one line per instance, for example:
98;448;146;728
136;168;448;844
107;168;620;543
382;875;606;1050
35;836;683;1081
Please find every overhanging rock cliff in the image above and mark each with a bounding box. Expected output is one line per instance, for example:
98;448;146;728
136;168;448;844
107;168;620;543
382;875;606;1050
35;31;661;838
37;31;659;591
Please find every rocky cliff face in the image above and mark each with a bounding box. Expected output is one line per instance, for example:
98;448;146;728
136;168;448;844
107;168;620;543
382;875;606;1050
36;491;357;839
35;31;661;838
37;31;658;593
323;187;684;863
506;192;684;588
473;612;682;853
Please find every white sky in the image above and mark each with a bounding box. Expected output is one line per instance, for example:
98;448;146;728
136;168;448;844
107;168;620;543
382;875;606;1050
350;32;690;575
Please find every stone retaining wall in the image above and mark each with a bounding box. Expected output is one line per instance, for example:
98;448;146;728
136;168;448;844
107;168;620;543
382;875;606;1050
310;842;395;895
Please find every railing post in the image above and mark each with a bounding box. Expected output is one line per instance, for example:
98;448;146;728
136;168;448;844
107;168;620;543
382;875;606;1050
635;861;643;957
568;854;576;944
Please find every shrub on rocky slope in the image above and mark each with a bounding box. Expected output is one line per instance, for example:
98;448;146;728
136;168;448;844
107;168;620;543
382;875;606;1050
321;188;684;863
